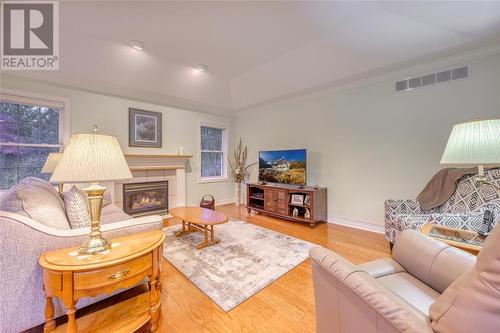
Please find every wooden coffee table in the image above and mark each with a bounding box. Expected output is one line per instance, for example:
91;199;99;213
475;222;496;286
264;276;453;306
170;206;229;249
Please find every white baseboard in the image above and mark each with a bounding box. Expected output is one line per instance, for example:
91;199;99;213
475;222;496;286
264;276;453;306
328;216;385;234
184;198;236;207
163;198;236;218
185;198;385;235
216;198;237;206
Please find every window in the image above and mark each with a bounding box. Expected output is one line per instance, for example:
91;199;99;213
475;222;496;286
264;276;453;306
0;91;69;190
199;122;228;182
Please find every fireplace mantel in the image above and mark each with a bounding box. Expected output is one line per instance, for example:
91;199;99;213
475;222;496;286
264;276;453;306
108;153;192;214
124;153;193;158
124;153;192;171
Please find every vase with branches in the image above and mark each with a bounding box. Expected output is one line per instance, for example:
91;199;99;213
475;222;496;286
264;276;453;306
228;139;256;206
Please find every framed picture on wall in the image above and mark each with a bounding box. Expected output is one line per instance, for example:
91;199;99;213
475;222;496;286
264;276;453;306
129;108;162;148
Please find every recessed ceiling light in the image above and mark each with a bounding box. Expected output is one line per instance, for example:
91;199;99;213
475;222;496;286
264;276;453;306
128;40;145;51
195;64;208;72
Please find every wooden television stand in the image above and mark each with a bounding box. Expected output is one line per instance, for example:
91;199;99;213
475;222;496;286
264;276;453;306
246;182;327;228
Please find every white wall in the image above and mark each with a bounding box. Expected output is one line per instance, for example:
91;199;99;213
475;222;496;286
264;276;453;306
236;52;500;228
0;74;235;205
3;52;500;228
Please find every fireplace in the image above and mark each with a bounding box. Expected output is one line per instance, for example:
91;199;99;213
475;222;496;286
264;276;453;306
123;181;168;216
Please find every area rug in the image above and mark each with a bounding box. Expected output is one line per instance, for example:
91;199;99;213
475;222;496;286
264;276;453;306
162;219;314;311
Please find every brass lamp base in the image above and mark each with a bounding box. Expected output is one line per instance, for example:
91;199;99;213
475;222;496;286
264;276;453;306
77;183;111;256
77;237;111;256
474;176;500;196
474;174;488;185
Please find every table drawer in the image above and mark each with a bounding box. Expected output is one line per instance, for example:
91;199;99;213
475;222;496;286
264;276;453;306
74;253;152;291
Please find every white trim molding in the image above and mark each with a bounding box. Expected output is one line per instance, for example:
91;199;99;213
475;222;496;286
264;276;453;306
327;216;385;234
0;89;71;145
215;198;236;206
185;198;236;207
0;89;71;191
197;119;229;184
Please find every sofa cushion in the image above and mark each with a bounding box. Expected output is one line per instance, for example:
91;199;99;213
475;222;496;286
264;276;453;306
430;211;485;231
64;186;91;229
0;184;29;217
20;177;64;209
377;272;440;315
429;224;500;333
100;204;132;224
2;181;70;229
397;214;431;230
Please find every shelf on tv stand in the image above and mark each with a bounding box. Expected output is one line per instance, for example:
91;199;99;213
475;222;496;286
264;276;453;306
246;182;327;228
288;203;311;208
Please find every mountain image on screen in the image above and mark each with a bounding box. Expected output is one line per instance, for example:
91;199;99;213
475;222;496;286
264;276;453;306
259;149;306;185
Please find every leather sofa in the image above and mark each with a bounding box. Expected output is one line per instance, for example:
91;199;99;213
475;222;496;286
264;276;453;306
310;230;476;333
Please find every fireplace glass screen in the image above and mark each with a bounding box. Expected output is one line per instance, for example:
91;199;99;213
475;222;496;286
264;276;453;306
123;181;168;215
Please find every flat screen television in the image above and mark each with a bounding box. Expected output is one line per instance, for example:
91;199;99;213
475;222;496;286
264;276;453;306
258;149;307;186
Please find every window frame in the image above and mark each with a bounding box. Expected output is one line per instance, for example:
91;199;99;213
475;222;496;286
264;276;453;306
0;89;71;190
197;120;229;184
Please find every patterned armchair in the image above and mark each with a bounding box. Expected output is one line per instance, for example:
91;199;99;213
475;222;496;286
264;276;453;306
385;168;500;244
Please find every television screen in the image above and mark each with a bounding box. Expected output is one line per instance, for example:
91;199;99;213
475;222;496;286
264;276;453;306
259;149;306;186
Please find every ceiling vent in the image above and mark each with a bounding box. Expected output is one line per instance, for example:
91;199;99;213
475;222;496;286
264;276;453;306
396;66;468;92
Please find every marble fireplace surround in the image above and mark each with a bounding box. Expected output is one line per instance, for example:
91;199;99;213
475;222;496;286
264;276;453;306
106;154;192;216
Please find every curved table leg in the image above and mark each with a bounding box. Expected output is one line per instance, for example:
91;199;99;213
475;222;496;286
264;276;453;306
64;302;77;333
43;295;56;332
148;277;160;331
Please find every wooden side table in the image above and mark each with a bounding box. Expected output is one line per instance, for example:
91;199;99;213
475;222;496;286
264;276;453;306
421;223;483;255
39;230;165;333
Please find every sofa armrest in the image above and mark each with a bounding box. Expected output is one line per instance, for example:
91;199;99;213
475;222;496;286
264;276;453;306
0;211;163;237
385;199;423;218
310;247;433;333
393;230;476;293
356;258;406;278
385;200;428;243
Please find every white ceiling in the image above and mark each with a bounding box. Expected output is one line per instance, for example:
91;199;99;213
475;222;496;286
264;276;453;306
6;1;500;114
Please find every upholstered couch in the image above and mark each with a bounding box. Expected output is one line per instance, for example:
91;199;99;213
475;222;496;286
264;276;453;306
0;178;163;333
310;230;477;333
385;168;500;244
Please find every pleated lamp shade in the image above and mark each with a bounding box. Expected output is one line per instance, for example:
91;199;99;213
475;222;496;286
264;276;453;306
51;133;132;183
441;119;500;165
41;152;63;174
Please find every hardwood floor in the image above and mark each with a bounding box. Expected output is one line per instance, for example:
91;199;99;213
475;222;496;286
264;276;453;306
29;204;390;333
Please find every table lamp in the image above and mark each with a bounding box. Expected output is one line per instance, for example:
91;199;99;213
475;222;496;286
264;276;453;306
41;152;64;193
441;118;500;183
51;132;132;255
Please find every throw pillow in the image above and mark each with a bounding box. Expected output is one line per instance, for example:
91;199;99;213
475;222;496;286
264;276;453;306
15;182;71;229
430;211;485;231
429;224;500;333
20;177;65;209
64;186;91;229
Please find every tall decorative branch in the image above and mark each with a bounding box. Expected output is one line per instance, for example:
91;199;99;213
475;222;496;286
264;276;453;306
228;138;255;183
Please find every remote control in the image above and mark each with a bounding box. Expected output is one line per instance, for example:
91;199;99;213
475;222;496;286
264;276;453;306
478;210;493;236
